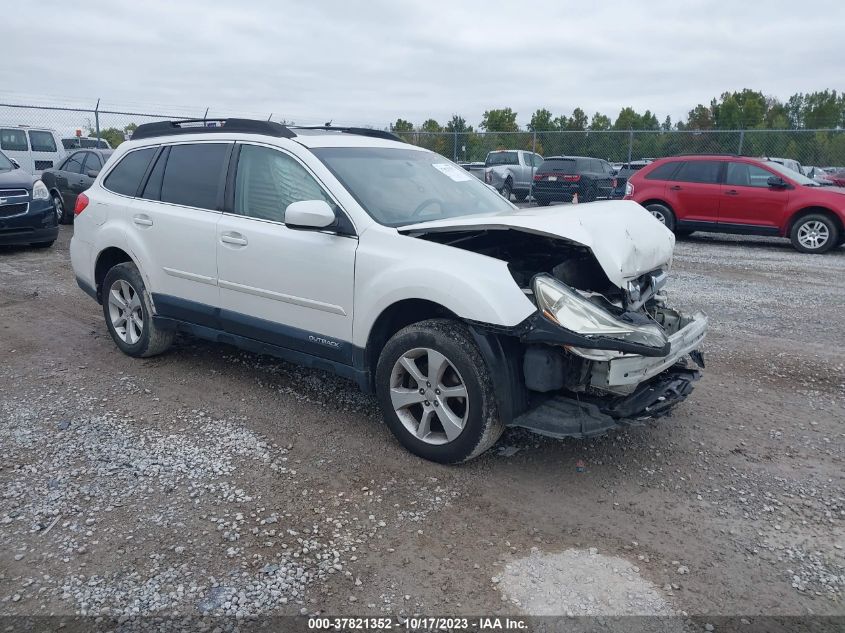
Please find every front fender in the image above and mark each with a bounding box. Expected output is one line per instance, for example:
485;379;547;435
352;227;536;348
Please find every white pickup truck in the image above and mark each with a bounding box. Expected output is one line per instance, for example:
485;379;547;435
482;150;543;202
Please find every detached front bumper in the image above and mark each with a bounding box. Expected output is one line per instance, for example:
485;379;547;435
506;309;707;439
590;312;708;389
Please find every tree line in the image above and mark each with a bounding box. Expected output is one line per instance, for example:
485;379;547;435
389;89;845;165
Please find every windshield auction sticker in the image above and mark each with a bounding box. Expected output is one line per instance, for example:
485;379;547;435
432;163;473;181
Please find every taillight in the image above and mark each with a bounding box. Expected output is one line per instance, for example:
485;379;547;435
612;178;618;188
74;192;89;215
485;172;492;184
533;174;542;181
562;174;581;182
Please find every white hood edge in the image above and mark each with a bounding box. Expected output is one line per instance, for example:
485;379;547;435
399;200;675;289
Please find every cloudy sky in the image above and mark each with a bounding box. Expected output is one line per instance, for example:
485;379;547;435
4;0;843;128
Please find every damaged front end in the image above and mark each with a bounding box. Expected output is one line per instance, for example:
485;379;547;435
414;225;707;439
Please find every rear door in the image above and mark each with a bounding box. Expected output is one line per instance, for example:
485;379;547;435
719;161;787;229
51;151;87;210
216;142;357;356
664;160;723;223
122;142;229;318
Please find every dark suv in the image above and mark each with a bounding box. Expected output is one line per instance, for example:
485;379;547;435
0;149;59;248
532;156;616;205
625;155;845;253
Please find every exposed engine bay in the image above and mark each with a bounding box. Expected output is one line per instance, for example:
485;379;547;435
413;226;708;434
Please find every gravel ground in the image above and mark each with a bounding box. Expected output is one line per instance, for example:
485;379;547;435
1;224;843;623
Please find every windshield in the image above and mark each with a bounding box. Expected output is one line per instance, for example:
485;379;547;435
313;147;514;227
0;151;12;172
766;161;818;186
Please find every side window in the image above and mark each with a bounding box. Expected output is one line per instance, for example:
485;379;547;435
725;162;774;188
62;152;86;174
0;129;28;151
29;131;57;153
673;161;721;184
645;162;681;180
160;143;229;210
234;144;336;223
104;147;156;197
82;152;102;173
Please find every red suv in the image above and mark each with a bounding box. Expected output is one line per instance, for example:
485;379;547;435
624;155;845;253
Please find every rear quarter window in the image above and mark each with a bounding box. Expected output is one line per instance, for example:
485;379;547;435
645;162;681;180
673;160;722;184
104;147;157;197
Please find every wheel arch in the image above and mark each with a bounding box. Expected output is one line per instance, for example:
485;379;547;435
640;198;674;213
785;206;843;237
94;246;137;303
363;299;457;390
362;299;527;423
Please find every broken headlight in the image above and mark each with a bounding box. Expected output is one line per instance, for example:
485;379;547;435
533;275;668;349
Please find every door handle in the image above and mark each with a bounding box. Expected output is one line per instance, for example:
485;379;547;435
724;190;739;196
132;214;153;227
221;232;248;246
669;185;682;191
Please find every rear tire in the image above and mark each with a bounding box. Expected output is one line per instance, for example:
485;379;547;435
500;179;512;201
645;203;676;232
513;191;527;203
790;213;838;254
53;193;67;225
535;196;550;207
375;319;504;463
102;262;174;358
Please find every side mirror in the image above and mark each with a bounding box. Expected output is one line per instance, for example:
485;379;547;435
10;158;20;169
767;176;788;188
284;199;335;230
87;169;100;178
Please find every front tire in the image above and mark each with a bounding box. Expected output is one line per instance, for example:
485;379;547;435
513;191;527;203
645;203;676;232
790;214;839;253
102;262;174;358
375;319;504;463
30;241;55;248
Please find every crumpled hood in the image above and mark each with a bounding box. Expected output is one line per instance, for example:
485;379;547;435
399;200;675;288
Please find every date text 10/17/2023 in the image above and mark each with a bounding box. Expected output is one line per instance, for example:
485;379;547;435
308;616;529;630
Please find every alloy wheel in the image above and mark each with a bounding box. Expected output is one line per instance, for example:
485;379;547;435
389;347;469;445
649;209;667;224
107;279;144;344
797;220;829;250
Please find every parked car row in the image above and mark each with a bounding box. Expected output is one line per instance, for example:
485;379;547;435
0;124;112;174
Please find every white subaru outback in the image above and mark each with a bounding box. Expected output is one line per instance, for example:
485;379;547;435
70;119;707;463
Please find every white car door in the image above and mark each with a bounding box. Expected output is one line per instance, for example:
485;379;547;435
122;142;230;321
216;142;357;362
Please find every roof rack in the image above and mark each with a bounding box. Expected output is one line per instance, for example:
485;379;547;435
131;118;296;140
290;125;403;142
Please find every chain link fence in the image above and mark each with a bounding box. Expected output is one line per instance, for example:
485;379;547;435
2;100;844;168
404;129;845;168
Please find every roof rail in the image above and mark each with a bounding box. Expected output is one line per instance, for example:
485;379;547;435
131;118;296;140
291;125;403;142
